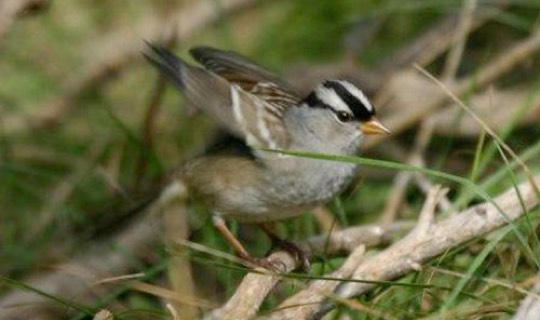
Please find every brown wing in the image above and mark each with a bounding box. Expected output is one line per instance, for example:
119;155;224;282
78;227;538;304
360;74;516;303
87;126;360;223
145;44;296;150
190;47;295;90
190;46;302;150
190;46;301;108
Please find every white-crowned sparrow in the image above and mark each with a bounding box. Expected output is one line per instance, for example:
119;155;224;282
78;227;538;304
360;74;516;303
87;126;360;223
144;43;389;268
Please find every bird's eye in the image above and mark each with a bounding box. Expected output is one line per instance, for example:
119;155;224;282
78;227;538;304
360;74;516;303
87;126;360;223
336;111;353;122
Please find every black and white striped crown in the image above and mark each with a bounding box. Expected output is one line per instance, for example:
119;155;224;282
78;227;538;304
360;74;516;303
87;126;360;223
304;80;375;122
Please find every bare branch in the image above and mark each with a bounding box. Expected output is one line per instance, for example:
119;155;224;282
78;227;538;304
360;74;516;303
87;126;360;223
203;221;413;320
412;185;448;237
305;221;413;255
203;252;297;320
265;245;366;320
263;187;446;320
313;176;540;318
93;309;114;320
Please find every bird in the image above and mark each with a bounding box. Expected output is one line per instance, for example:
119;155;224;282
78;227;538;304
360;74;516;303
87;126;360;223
144;43;389;269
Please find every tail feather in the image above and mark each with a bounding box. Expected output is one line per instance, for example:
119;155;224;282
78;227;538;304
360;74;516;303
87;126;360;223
143;41;186;89
143;42;244;138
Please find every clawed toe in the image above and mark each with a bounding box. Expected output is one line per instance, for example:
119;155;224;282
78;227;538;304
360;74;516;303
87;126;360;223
259;223;312;272
273;239;311;273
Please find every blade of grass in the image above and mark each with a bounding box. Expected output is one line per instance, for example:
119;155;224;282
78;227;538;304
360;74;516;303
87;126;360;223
455;79;540;206
440;222;513;312
495;142;540;260
415;65;540;199
469;130;486;183
480;140;540;189
0;276;95;316
103;105;163;173
333;197;349;226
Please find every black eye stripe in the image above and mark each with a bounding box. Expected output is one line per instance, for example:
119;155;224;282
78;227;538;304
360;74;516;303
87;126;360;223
322;80;374;121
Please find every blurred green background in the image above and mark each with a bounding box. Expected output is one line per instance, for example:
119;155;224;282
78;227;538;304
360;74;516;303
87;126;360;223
1;0;540;319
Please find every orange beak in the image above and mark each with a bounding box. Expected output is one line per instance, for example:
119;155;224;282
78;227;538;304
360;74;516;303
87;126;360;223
360;117;391;135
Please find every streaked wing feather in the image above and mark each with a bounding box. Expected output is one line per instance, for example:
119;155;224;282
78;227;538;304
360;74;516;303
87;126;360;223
230;85;289;149
145;44;243;138
190;46;298;95
189;46;301;150
146;44;300;151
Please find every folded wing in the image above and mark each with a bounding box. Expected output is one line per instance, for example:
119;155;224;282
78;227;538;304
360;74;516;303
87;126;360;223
144;43;300;150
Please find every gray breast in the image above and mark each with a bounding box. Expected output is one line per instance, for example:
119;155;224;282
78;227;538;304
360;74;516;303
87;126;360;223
263;157;359;207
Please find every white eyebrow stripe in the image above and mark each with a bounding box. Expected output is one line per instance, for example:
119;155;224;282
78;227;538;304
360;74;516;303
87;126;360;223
336;80;373;112
315;86;350;113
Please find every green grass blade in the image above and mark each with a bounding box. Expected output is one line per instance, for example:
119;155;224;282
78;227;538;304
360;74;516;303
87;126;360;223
0;276;95;316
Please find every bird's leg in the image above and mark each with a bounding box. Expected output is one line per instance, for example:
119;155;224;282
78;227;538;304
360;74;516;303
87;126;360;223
259;223;311;272
212;216;274;269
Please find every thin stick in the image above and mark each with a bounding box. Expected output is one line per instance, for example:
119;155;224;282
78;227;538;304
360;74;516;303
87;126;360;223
442;0;477;81
379;119;436;223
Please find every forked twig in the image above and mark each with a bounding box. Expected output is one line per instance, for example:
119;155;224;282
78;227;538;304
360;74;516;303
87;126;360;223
312;176;540;319
202;221;412;320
